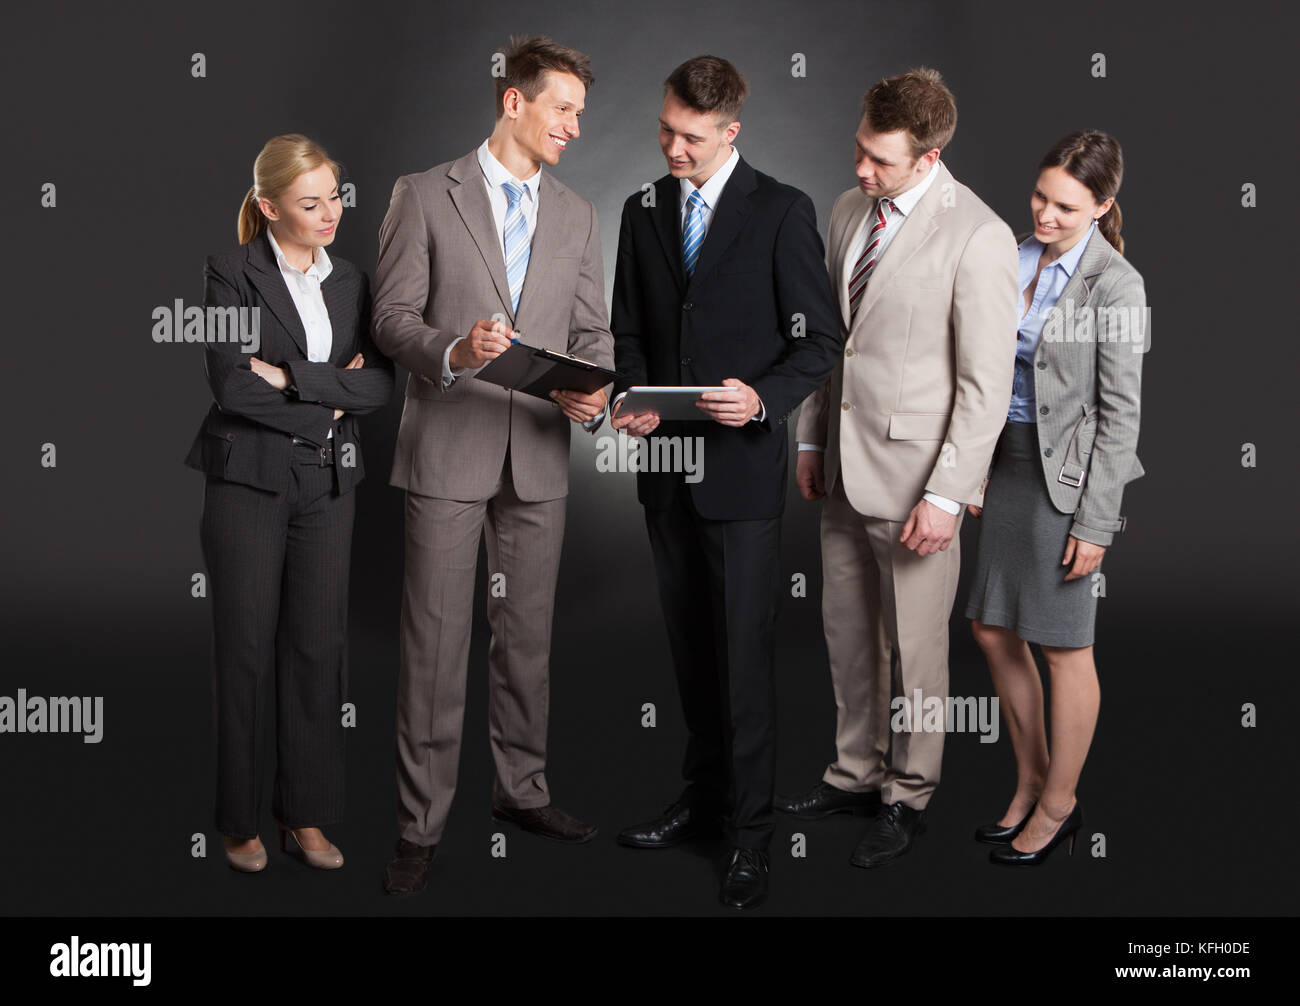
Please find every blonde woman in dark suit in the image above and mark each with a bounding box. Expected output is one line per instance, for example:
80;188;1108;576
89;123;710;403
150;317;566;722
186;134;393;872
965;130;1146;865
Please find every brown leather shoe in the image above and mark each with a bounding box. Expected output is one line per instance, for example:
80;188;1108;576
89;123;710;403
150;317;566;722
491;804;597;843
383;839;437;894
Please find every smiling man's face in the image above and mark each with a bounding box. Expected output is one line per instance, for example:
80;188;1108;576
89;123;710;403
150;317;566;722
508;69;585;168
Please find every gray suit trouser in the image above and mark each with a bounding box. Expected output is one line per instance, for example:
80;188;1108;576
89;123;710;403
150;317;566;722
395;449;565;845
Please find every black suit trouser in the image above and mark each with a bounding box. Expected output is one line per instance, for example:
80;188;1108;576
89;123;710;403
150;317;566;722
644;477;782;851
200;447;353;839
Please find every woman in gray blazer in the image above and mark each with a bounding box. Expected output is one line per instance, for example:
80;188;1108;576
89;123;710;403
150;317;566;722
964;130;1146;865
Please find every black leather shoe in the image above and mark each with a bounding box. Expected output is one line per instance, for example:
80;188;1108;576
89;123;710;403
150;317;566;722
719;848;769;909
383;839;437;894
990;803;1082;866
491;804;597;843
775;781;881;820
849;802;926;868
617;802;719;848
974;803;1035;844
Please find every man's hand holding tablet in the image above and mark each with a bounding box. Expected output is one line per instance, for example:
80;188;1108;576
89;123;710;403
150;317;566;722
695;378;761;426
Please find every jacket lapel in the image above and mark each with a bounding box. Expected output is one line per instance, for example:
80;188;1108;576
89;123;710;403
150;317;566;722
852;160;952;329
246;231;310;358
649;175;686;295
685;156;757;293
514;172;564;336
833;190;873;327
321;269;354;364
447;150;516;324
1048;225;1115;312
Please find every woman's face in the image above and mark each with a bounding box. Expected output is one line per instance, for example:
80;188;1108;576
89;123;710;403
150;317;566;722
1030;165;1112;247
259;163;341;251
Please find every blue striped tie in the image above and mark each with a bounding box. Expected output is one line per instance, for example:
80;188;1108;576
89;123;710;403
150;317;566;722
682;189;706;279
503;180;531;314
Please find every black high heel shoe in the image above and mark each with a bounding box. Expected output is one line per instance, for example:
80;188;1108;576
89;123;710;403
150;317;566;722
974;802;1036;844
989;803;1082;866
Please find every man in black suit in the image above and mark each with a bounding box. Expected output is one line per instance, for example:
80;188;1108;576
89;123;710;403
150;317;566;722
610;55;842;909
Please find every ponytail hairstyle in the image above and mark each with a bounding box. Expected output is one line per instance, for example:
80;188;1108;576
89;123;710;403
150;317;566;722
237;134;341;245
1038;130;1125;255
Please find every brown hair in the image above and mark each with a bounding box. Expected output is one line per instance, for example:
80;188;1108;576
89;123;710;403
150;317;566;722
1038;130;1126;254
237;134;341;245
860;66;957;159
494;35;594;119
664;55;749;123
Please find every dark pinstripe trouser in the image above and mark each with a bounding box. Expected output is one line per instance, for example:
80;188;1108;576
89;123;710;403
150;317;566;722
200;450;354;839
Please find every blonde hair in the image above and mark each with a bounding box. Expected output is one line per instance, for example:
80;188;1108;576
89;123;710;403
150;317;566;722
237;133;341;245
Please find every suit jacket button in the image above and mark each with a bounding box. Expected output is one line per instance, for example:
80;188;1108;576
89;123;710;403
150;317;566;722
841;402;851;411
845;347;856;357
681;357;691;366
682;301;694;311
226;433;235;440
1044;447;1053;457
1037;360;1047;370
1039;405;1049;415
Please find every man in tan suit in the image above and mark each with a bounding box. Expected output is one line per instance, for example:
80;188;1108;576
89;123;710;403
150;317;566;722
372;36;614;894
778;68;1018;867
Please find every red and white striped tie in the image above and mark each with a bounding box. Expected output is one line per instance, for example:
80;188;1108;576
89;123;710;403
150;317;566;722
847;196;896;323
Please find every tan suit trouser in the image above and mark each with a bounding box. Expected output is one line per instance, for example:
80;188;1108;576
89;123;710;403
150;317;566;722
395;452;565;845
819;477;961;810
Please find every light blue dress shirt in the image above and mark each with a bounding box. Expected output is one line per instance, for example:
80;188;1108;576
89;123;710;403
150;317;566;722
1008;221;1095;423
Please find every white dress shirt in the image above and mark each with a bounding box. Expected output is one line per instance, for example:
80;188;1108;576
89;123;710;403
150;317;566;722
798;159;959;515
267;228;334;437
442;138;542;385
678;145;740;236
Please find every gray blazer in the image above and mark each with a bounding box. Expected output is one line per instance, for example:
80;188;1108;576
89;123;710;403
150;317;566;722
371;150;614;503
1019;226;1147;547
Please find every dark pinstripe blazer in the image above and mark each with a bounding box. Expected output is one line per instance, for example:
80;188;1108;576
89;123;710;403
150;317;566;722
1020;226;1147;547
185;229;394;494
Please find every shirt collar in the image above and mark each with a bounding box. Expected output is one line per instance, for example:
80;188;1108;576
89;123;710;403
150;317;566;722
267;228;332;281
680;146;740;210
1020;220;1096;276
478;138;542;200
885;157;941;217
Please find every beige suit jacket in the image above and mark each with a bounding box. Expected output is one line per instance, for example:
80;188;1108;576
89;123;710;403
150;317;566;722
796;161;1019;520
372;150;614;503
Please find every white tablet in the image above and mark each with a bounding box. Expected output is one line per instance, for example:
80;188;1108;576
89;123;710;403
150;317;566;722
615;386;731;422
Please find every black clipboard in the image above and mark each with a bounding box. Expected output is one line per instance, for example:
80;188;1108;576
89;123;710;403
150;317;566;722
476;338;616;401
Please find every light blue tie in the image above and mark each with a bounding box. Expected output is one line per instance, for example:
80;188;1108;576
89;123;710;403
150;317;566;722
503;180;531;314
682;189;706;279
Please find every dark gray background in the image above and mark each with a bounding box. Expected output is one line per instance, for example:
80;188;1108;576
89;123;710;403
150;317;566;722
1;0;1295;915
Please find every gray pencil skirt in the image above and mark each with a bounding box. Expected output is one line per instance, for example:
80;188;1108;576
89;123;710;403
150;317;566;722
964;420;1097;648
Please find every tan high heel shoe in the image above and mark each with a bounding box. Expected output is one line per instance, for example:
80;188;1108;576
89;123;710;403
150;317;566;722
276;822;344;870
224;838;268;873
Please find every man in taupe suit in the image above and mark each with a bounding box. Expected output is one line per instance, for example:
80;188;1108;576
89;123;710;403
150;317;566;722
778;68;1019;867
372;36;613;894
